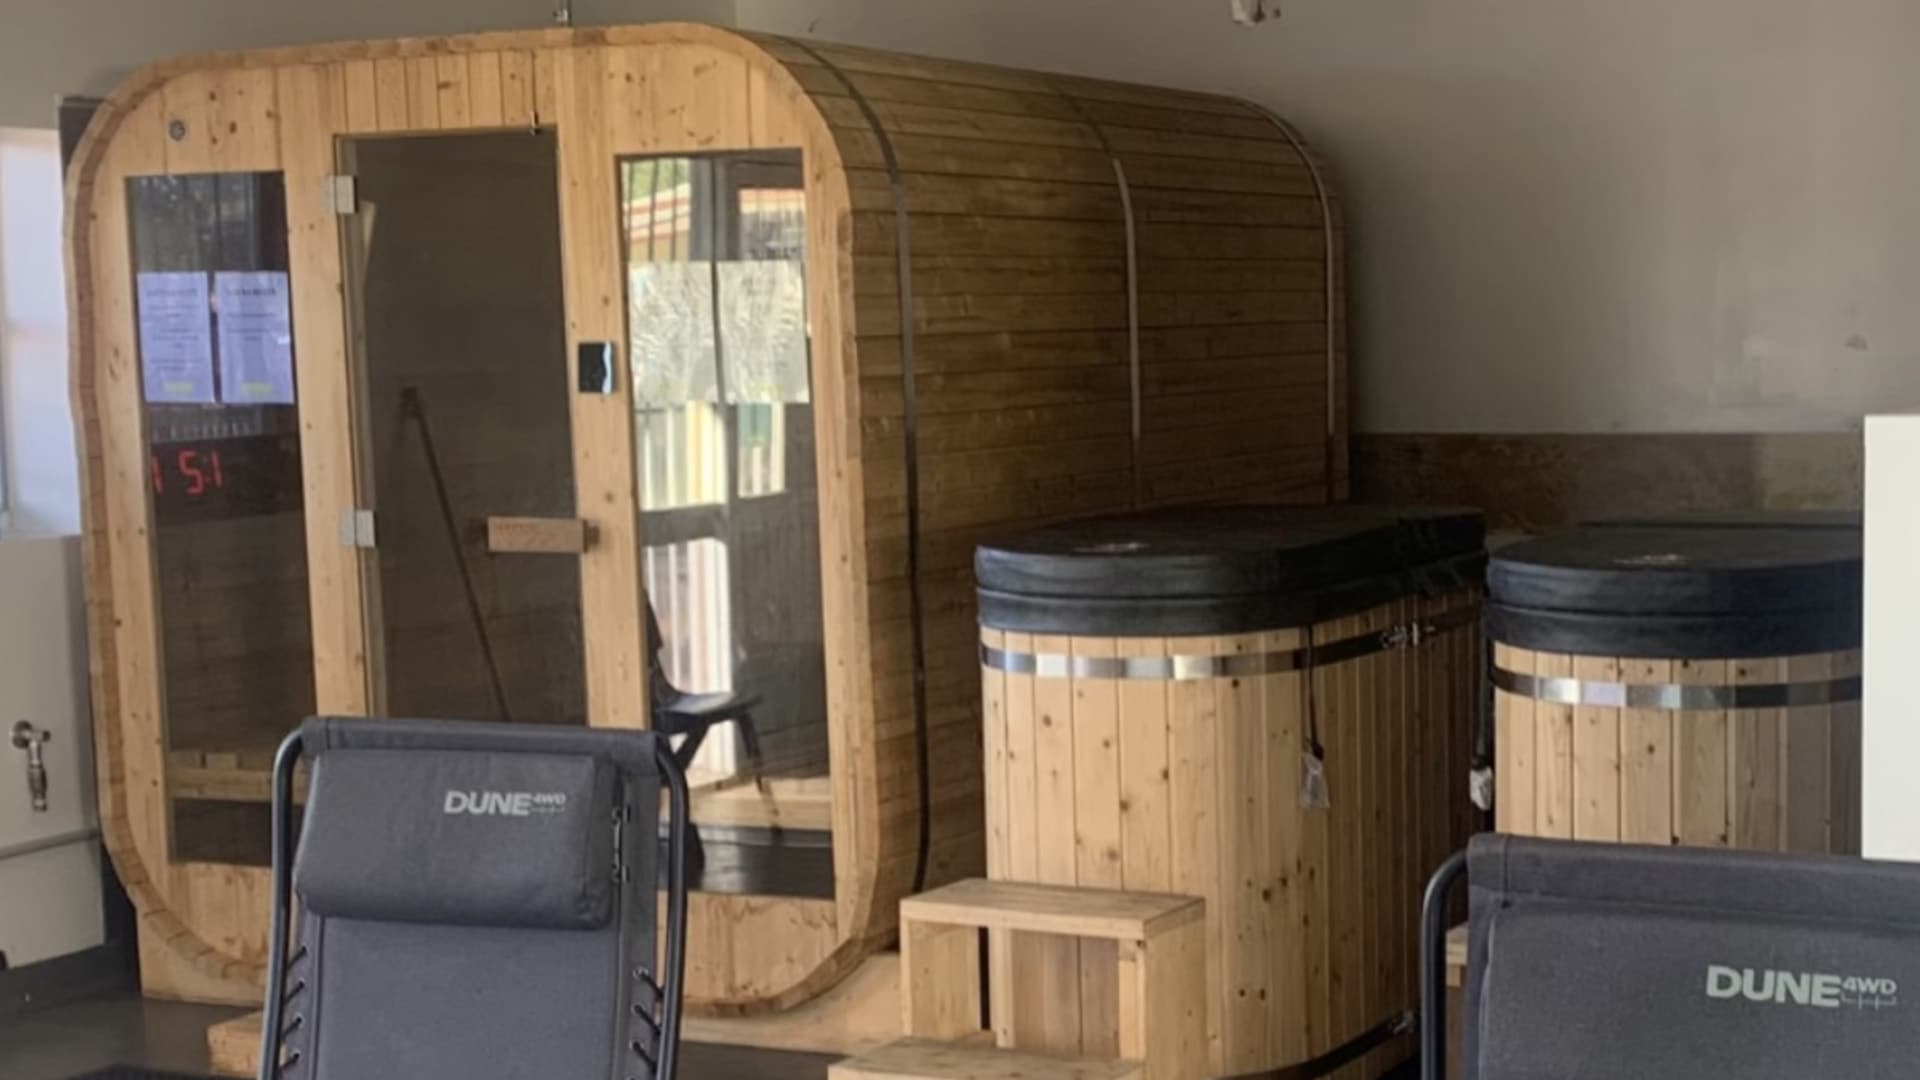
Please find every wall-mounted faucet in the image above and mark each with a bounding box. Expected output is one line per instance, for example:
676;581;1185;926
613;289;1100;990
11;720;51;812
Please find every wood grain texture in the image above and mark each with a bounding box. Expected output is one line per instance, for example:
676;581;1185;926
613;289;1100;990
485;516;594;555
981;596;1475;1075
831;1039;1143;1080
73;24;1340;1015
1494;646;1859;855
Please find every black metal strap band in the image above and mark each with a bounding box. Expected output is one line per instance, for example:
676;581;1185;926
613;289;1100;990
792;40;935;893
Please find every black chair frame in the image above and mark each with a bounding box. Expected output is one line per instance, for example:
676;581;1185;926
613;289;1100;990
258;724;692;1080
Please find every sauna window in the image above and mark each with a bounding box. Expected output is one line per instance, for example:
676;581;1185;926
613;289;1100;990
126;172;312;866
623;151;832;898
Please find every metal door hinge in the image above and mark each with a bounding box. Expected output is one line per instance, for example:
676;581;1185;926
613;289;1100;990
323;174;358;216
340;508;377;549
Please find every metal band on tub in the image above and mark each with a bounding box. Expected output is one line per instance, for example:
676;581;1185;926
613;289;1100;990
1492;668;1861;711
982;607;1478;680
795;41;935;893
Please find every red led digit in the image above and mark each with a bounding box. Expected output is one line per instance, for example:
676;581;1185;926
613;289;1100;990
179;449;207;496
210;449;225;489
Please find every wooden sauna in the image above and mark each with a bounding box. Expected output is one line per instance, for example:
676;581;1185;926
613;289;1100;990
975;506;1484;1078
1488;515;1863;851
68;24;1347;1012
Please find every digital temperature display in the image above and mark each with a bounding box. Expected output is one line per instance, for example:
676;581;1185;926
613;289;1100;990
149;435;302;524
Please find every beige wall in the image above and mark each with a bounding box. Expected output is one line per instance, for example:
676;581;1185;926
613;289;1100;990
733;0;1920;436
16;0;1910;436
1;0;734;129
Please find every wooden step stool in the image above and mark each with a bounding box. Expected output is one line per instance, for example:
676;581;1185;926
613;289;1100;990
831;1038;1145;1080
833;879;1207;1080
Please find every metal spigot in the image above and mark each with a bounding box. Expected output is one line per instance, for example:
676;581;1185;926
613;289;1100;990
11;721;51;812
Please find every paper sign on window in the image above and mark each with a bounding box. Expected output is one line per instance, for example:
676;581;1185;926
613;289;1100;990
135;271;215;404
215;271;296;405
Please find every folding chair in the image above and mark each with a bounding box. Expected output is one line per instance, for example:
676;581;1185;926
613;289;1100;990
1422;834;1920;1080
259;717;690;1080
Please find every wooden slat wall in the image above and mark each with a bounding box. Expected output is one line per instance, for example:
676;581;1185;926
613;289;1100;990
1494;646;1863;853
751;33;1345;940
74;24;1341;1013
983;594;1473;1077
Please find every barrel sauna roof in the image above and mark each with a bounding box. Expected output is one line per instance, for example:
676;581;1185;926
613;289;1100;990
68;22;1344;1013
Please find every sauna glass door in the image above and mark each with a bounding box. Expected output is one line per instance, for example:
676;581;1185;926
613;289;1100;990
622;152;833;898
341;132;585;723
127;172;314;865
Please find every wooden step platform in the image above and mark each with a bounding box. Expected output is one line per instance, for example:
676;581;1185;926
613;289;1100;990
900;879;1202;941
831;1038;1143;1080
896;879;1207;1080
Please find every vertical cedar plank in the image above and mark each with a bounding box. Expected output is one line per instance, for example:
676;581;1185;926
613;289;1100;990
1533;651;1575;838
159;71;218;174
1117;637;1172;893
1674;659;1730;847
1571;655;1622;841
1732;657;1785;850
1328;614;1360;1066
1266;628;1305;1066
468;52;505;127
434;53;470;128
1618;658;1675;845
1168;634;1223;1071
981;627;1008;881
406;56;442;129
1218;631;1268;1073
1782;651;1831;854
1299;619;1334;1065
1028;633;1083;1055
1383;603;1408;1042
1128;919;1210;1080
215;68;282;171
1829;650;1863;854
373;58;409;131
551;45;649;734
979;630;1012;1046
276;63;371;718
1072;636;1122;1058
902;920;983;1040
1353;606;1381;1073
501;51;537;128
343;60;379;132
997;630;1038;1048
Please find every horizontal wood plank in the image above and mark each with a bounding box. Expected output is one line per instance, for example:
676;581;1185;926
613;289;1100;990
902;878;1203;941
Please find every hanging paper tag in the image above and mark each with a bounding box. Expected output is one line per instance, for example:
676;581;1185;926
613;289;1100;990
1300;746;1330;809
1469;766;1495;812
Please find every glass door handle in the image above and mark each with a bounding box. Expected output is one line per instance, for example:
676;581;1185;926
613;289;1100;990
10;721;51;813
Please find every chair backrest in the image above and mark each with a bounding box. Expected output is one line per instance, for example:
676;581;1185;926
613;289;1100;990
1429;834;1920;1080
261;717;688;1080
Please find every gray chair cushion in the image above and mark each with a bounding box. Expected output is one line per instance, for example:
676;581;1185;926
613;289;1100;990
1465;836;1920;1080
294;748;615;929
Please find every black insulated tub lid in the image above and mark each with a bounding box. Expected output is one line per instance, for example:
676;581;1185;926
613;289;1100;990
975;504;1486;637
1582;508;1862;531
1488;522;1862;659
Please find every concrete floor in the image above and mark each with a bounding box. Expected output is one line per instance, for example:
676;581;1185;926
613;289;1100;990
0;993;834;1080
